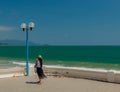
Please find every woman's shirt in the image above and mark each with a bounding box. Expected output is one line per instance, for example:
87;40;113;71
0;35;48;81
35;60;42;68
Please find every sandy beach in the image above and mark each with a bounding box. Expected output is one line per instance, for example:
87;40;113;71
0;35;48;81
0;74;120;92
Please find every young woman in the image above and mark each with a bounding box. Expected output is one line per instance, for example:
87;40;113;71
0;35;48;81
34;55;45;84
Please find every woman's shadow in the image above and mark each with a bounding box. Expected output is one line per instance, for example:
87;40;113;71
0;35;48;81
26;81;39;85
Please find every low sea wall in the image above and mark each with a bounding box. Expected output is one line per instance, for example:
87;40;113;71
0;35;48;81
43;66;120;83
0;67;24;78
1;66;120;84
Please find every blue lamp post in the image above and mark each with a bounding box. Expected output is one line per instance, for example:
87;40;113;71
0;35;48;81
21;22;35;76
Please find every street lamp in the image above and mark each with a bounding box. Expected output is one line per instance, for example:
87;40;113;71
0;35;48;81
21;22;35;76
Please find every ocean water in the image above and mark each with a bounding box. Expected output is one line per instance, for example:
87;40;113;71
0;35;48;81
0;46;120;70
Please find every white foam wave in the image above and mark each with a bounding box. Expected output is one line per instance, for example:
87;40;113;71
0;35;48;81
12;62;34;67
44;65;108;72
13;62;26;66
12;62;120;73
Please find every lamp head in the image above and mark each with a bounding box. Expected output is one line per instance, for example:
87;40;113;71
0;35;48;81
21;23;26;31
29;22;35;30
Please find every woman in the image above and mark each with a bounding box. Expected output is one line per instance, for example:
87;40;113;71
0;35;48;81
34;55;45;84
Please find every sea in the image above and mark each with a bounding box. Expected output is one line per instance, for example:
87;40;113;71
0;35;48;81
0;46;120;70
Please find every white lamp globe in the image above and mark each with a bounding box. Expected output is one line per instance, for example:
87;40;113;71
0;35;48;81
21;23;26;31
29;22;35;30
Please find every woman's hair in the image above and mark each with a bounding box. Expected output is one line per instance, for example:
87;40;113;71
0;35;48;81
38;57;43;67
38;57;42;61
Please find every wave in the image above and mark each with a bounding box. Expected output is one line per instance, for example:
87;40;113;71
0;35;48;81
12;62;34;67
12;61;120;73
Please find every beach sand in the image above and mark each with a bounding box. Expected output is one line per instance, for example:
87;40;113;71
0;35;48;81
0;75;120;92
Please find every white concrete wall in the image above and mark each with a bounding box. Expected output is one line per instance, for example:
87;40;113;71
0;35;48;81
44;67;120;83
1;66;120;84
0;67;24;78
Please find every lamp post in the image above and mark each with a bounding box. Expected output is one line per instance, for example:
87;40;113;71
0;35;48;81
21;22;35;76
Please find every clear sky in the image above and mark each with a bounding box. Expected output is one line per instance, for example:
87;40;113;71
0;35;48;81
0;0;120;45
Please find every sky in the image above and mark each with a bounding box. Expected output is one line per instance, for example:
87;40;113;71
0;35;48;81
0;0;120;45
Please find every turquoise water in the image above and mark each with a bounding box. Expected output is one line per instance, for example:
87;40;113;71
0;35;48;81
0;46;120;70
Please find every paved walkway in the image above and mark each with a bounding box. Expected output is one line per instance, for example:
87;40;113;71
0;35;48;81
0;75;120;92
